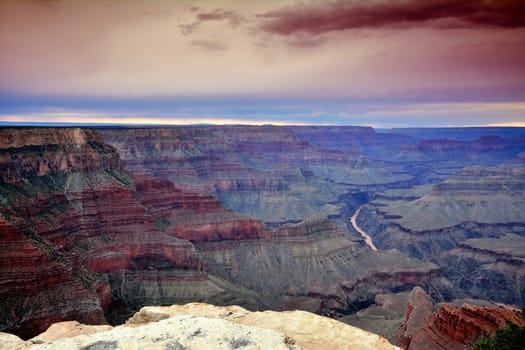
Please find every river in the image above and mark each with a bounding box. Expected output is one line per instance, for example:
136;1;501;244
350;206;378;251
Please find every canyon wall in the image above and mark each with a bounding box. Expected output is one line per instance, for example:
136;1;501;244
2;125;524;347
0;127;449;340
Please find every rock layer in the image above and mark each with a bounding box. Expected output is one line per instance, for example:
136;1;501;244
401;287;524;350
0;218;107;339
359;163;525;305
0;128;119;183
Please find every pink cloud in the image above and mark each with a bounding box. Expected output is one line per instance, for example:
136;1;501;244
258;0;525;36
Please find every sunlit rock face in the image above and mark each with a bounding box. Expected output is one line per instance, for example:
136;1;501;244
401;287;525;350
2;303;401;350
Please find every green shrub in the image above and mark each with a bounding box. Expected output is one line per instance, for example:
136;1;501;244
474;289;525;350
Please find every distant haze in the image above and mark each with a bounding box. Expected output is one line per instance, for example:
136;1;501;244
1;0;524;127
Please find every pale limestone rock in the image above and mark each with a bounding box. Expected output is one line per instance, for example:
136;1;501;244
126;303;250;325
0;332;30;350
30;321;113;343
130;303;401;350
6;303;400;350
31;315;301;350
236;310;400;350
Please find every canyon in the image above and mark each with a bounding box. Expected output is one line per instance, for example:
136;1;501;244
1;126;524;349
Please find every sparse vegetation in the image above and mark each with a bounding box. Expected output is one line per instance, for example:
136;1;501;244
473;322;525;350
88;141;115;154
230;337;253;349
0;144;60;156
153;217;170;231
76;241;89;251
108;169;134;188
473;289;525;350
80;340;118;350
165;341;188;350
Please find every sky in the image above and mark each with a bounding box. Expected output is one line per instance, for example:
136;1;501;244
1;0;525;127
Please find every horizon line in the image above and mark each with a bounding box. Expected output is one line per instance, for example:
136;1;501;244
1;121;525;129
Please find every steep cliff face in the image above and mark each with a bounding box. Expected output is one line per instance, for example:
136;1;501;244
0;218;106;339
287;126;374;153
0;128;119;183
0;128;220;337
401;287;524;350
131;175;268;243
433;304;524;344
0;128;104;149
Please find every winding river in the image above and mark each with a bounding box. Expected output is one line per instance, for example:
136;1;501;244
350;206;378;251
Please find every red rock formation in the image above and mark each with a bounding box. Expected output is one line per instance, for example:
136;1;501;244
401;287;438;349
0;128;278;338
0;218;106;339
0;129;206;337
196;214;448;319
401;287;524;350
131;176;268;242
434;303;524;343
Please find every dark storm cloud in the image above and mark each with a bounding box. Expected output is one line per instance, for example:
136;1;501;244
258;0;525;36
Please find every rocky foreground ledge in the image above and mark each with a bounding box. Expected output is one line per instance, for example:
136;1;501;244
0;303;400;350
